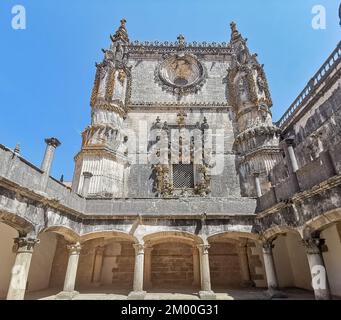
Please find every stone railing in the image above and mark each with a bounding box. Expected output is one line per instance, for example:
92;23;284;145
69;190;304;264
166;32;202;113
257;141;341;213
277;41;341;129
0;144;85;213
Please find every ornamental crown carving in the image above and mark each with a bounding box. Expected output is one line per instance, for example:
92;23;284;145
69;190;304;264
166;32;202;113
155;53;207;96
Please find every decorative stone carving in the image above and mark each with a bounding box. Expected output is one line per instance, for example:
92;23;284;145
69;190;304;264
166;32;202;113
153;164;174;197
155;53;207;96
13;237;40;252
177;111;187;127
194;165;211;196
303;235;325;255
67;242;82;255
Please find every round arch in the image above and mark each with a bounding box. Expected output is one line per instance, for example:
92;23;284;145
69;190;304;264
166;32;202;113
40;226;80;243
262;225;302;242
207;231;260;243
0;212;35;235
80;230;137;244
143;230;203;245
303;208;341;235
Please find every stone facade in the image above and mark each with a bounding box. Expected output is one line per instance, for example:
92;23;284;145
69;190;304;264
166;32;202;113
0;20;340;300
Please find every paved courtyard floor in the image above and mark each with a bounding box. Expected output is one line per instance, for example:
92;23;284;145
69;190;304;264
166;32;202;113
23;287;320;300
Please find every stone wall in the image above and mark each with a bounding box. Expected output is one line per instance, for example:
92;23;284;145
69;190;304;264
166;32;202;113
151;242;194;288
209;241;242;288
129;58;229;105
49;235;68;289
101;241;135;289
124;109;240;198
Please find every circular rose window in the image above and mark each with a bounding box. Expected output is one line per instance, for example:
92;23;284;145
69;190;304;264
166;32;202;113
155;54;206;95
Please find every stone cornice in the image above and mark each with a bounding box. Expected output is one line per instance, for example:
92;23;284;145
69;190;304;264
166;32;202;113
235;125;281;145
239;146;282;162
0;176;257;222
126;41;233;56
74;146;129;165
129;101;230;108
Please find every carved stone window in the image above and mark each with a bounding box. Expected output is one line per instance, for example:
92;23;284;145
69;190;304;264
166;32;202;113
172;163;194;189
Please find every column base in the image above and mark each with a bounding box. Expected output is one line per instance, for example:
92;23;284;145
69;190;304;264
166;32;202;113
55;291;79;300
199;290;216;300
128;291;147;300
314;289;331;300
265;288;287;299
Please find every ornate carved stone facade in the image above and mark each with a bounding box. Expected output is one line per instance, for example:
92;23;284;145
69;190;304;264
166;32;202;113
0;20;340;301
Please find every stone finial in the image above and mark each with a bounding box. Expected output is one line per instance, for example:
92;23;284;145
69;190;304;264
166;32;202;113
111;18;129;43
177;34;185;47
230;21;241;41
45;137;61;148
14;143;20;155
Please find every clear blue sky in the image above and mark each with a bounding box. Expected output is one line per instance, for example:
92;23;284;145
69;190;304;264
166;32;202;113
0;0;340;180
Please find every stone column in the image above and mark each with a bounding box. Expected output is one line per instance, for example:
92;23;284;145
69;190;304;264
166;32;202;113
60;242;81;298
128;243;146;299
198;244;215;299
304;236;331;300
262;241;286;298
253;172;262;198
144;246;153;290
237;243;254;287
82;172;93;197
7;237;40;300
285;138;299;173
40;137;61;190
192;246;201;287
92;246;105;286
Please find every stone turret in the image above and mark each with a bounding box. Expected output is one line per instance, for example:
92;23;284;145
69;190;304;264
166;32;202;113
72;19;131;197
228;22;282;197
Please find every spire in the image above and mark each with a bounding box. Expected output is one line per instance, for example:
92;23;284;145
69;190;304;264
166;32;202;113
111;18;129;43
230;21;241;42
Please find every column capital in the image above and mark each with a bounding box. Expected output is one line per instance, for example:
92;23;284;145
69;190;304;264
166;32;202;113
285;137;295;146
45;137;61;148
262;241;274;254
197;244;210;254
303;236;325;255
14;237;40;252
133;243;145;255
67;242;82;255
